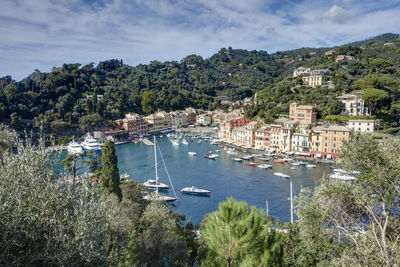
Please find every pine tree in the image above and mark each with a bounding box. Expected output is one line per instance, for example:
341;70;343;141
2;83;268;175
100;140;122;200
200;197;284;266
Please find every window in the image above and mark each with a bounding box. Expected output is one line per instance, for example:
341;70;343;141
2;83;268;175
325;143;327;147
334;131;336;134
325;137;328;140
334;137;336;141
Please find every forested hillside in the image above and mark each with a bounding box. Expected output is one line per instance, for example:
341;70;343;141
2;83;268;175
1;33;400;133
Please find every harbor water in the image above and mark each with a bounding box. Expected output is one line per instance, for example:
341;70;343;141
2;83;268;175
115;137;332;225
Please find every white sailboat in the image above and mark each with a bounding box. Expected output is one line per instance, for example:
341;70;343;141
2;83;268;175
144;136;177;202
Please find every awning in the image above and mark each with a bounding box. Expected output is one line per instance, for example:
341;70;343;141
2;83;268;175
315;153;322;158
295;152;311;156
269;149;276;152
326;154;332;159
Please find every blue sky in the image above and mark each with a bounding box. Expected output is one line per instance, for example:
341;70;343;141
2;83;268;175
1;0;400;81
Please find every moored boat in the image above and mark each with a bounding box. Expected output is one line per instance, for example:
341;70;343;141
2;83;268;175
188;151;197;156
232;158;242;162
67;140;83;154
306;164;316;168
120;173;130;179
259;157;270;161
81;133;101;154
246;162;257;166
181;186;210;196
143;179;169;190
257;164;272;169
273;172;291;178
328;172;356;181
274;159;286;164
204;154;216;160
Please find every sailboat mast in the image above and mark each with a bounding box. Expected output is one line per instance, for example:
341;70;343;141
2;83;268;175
154;135;158;194
290;179;293;224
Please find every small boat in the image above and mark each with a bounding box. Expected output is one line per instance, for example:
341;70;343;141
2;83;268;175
328;173;356;181
273;172;291;178
251;153;262;157
215;149;221;152
259;157;270;161
242;155;254;160
120;173;130;179
290;167;297;170
181;139;189;145
274;159;286;164
197;140;202;144
246;162;257;166
257;164;272;169
299;161;308;165
226;150;237;155
181;186;210;196
143;179;169;190
210;153;220;158
291;162;301;166
172;139;180;146
232;158;242;162
204;154;216;160
143;192;177;202
306;164;316;168
188;151;197;156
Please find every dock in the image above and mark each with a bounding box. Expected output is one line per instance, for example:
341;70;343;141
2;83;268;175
142;138;154;146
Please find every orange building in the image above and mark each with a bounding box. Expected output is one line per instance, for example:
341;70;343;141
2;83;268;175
289;103;317;124
310;125;351;159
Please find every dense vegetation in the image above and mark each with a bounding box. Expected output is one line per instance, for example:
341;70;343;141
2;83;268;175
2;33;399;135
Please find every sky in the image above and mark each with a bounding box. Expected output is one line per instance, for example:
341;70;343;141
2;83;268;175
1;0;400;81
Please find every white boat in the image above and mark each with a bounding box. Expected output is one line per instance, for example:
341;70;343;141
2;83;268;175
257;164;272;169
188;151;197;156
290;167;297;170
291;162;301;166
273;172;291;178
232;158;242;162
181;139;189;145
306;164;316;168
215;149;221;152
67;140;83;154
242;155;254;160
81;133;101;154
210;153;220;158
181;186;210;196
299;161;308;165
197;140;202;144
172;139;180;146
226;150;237;155
259;157;270;161
120;173;130;179
328;172;356;181
143;136;177;202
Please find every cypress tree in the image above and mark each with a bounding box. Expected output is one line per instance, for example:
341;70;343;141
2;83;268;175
100;140;122;200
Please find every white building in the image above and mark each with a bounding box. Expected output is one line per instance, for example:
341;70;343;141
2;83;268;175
196;114;212;125
347;120;377;133
337;92;369;116
291;133;312;152
243;121;260;147
293;67;311;77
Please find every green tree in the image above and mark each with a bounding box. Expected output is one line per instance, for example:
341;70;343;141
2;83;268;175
296;134;400;266
79;113;103;132
141;91;155;115
200;197;284;267
362;88;389;114
61;153;85;187
100;140;122;201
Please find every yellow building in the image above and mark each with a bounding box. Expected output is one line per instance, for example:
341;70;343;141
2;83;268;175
311;125;351;159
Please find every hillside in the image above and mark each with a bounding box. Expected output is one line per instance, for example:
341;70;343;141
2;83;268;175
1;33;400;133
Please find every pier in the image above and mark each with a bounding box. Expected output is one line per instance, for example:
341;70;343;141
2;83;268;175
142;138;154;146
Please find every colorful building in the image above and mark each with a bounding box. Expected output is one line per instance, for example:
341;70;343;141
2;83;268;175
311;125;351;159
289;103;317;124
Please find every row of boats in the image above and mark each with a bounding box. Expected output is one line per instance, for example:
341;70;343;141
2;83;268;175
67;133;102;154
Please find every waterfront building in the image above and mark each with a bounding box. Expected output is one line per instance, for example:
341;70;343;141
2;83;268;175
255;126;271;149
144;112;169;133
169;111;187;128
347;120;377;133
244;121;261;147
291;132;312;153
196;114;212;125
310;125;351;159
270;124;282;151
116;113;149;136
184;107;197;124
289;103;317;124
337;92;369;116
279;120;298;152
231;127;246;146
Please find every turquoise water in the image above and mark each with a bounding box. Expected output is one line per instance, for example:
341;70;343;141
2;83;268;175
115;137;331;225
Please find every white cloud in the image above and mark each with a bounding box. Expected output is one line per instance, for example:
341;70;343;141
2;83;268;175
318;5;352;24
0;0;399;80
